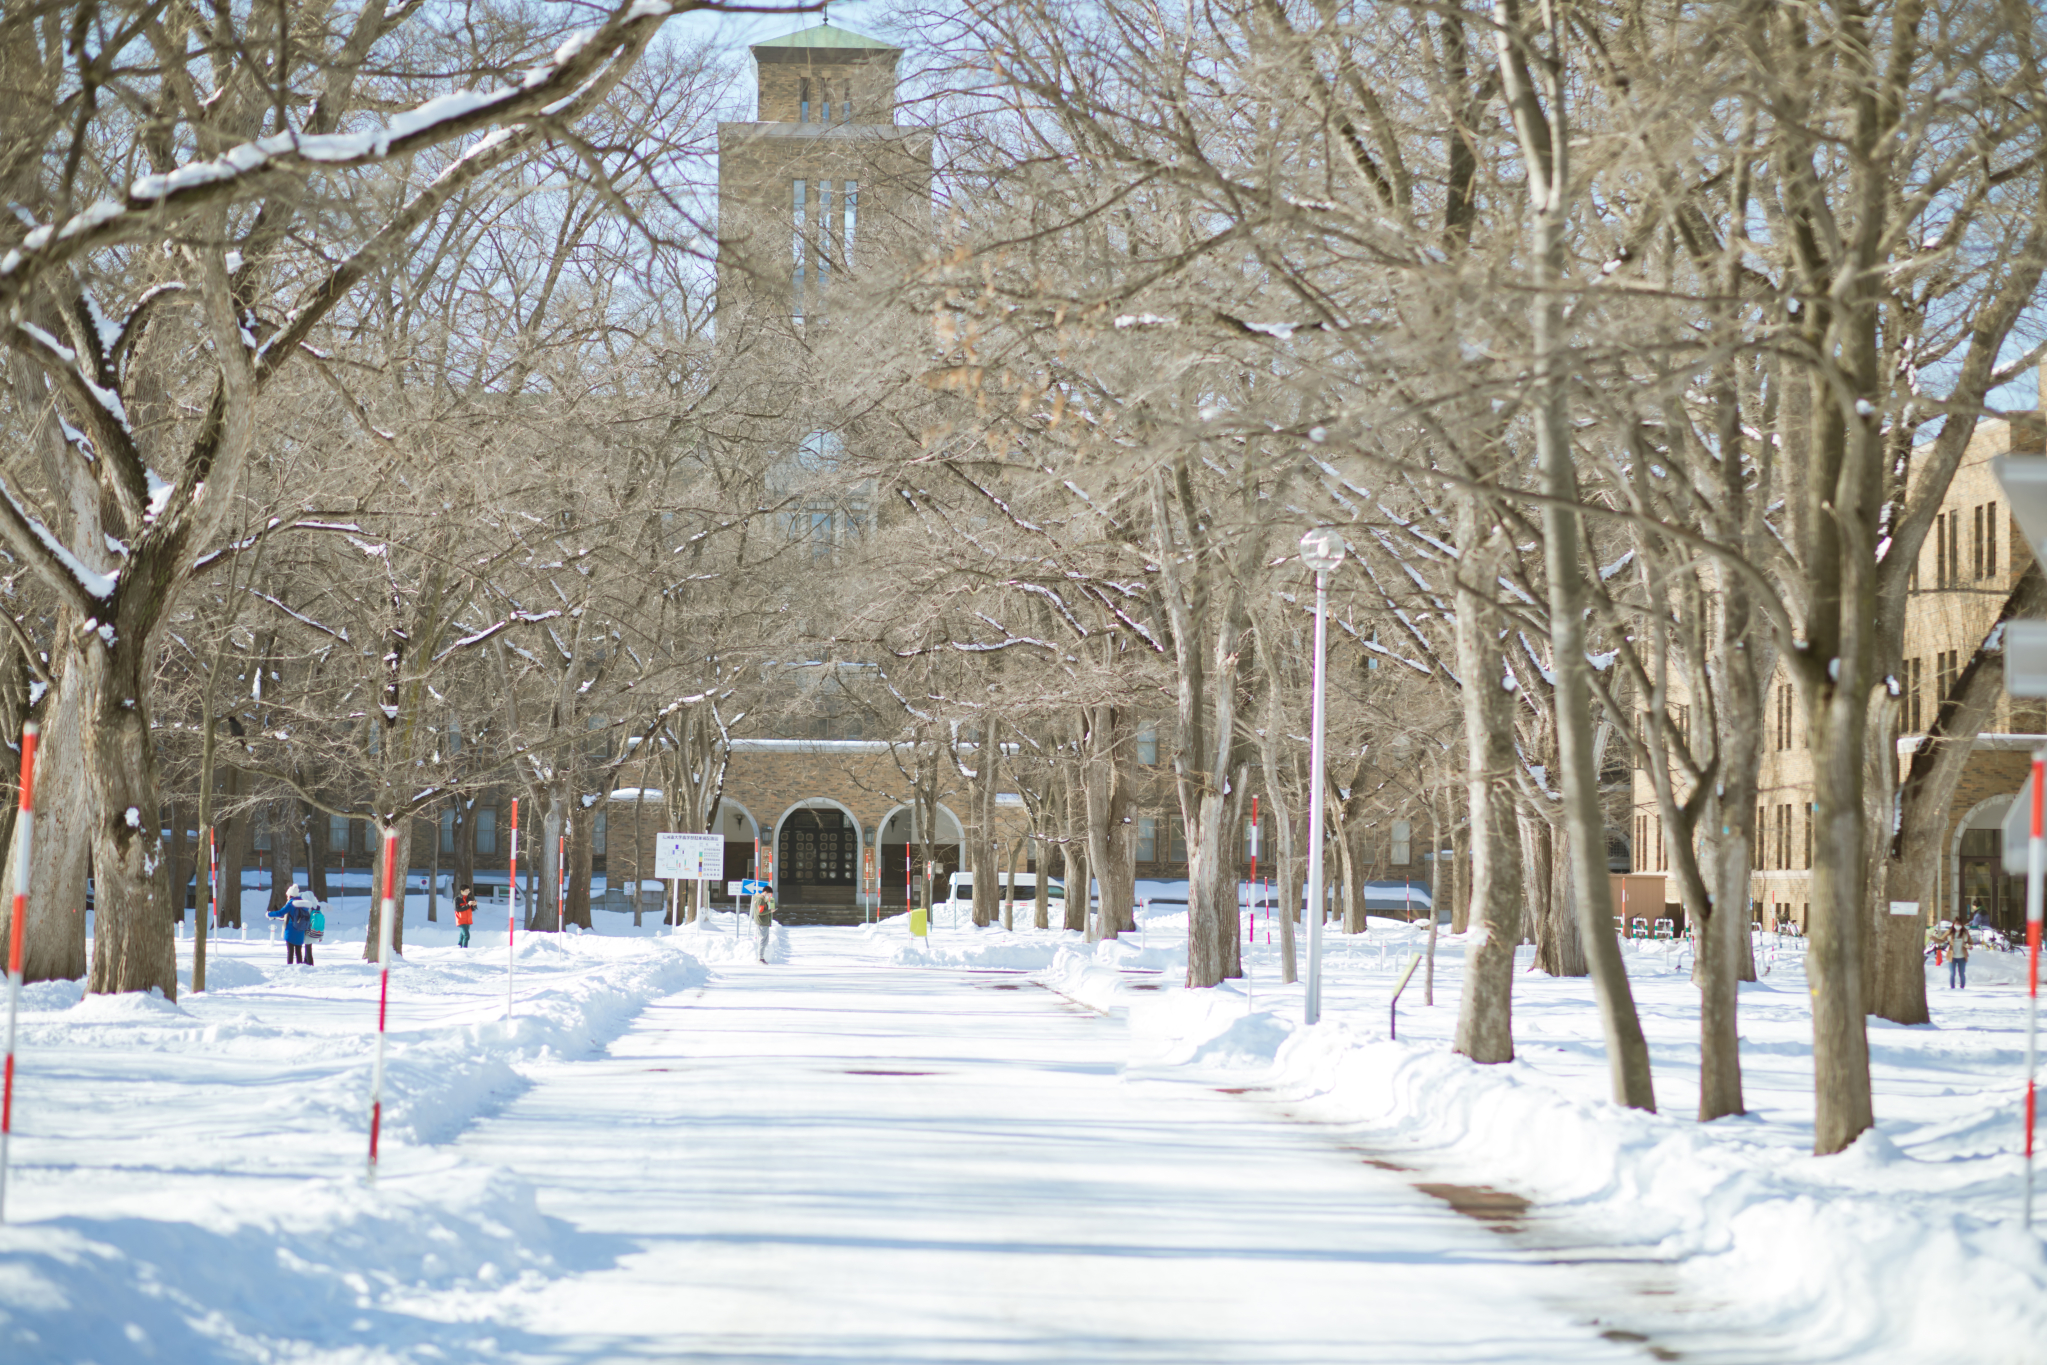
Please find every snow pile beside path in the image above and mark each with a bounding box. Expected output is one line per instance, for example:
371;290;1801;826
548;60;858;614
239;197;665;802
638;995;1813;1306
887;927;1084;969
0;1165;593;1363
378;942;706;1143
1039;947;1130;1012
1228;1017;2047;1363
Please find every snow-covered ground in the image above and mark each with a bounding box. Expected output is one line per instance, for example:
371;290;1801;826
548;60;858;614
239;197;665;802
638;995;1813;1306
0;893;2040;1362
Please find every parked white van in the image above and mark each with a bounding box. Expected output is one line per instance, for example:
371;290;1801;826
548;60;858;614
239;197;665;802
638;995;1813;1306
942;872;1064;924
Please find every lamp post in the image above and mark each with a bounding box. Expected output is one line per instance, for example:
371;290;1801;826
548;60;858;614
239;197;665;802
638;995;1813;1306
1300;527;1345;1025
1988;454;2047;1227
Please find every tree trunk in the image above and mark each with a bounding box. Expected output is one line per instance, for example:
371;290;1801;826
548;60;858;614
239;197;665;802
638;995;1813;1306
1338;819;1364;933
1033;834;1050;930
1542;822;1587;976
567;798;594;929
453;797;475;894
83;640;176;998
1512;37;1656;1108
0;648;91;982
1451;500;1523;1064
1523;808;1552;966
427;811;440;922
533;787;565;931
971;737;996;929
1449;818;1470;935
304;797;331;902
1063;840;1088;933
266;803;292;913
218;767;246;929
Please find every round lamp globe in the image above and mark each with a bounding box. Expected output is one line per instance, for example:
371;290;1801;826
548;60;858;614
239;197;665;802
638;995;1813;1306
1299;527;1345;573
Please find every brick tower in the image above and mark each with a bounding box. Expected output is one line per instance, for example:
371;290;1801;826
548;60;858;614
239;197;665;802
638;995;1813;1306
716;22;932;324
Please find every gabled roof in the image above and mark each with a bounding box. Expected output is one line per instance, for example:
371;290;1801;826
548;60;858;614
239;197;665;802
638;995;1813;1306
753;22;898;53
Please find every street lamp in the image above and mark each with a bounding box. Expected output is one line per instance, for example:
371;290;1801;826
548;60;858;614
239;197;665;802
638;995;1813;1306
1990;454;2047;1228
1299;526;1345;1025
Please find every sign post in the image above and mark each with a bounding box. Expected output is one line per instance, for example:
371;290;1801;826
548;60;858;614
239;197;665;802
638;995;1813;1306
0;722;38;1223
506;799;519;1020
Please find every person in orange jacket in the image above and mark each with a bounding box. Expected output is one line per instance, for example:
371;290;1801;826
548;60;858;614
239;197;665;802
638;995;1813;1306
454;884;477;948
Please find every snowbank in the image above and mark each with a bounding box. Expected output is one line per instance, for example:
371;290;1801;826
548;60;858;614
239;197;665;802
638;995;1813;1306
0;932;709;1361
1105;932;2047;1365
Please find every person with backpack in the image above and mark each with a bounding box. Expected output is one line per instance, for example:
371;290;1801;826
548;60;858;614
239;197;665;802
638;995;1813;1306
1946;913;1973;990
751;888;776;963
268;883;319;965
454;884;477;948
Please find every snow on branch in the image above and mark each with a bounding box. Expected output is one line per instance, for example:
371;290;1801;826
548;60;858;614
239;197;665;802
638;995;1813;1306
431;609;563;663
0;0;690;312
245;588;348;641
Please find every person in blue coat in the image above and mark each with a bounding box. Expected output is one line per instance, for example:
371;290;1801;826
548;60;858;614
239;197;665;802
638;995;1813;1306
268;883;318;965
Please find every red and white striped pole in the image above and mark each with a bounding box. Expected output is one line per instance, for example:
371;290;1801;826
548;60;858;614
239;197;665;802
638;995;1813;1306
366;828;398;1183
208;826;219;933
2025;751;2043;1229
557;833;566;934
1248;796;1259;944
506;800;519;1020
2;722;42;1222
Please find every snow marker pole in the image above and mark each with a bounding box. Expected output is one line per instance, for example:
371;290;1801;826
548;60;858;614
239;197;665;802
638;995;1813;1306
366;828;398;1184
556;833;565;934
1248;796;1259;947
209;825;219;934
2025;751;2043;1229
0;723;39;1224
506;800;519;1020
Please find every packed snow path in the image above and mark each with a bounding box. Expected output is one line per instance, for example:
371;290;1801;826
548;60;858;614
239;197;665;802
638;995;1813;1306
435;935;1645;1363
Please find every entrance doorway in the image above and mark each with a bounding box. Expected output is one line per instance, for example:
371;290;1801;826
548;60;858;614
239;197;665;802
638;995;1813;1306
1957;828;2021;934
778;807;857;915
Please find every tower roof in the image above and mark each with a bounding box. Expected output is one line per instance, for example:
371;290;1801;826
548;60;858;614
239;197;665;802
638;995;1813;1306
752;23;899;54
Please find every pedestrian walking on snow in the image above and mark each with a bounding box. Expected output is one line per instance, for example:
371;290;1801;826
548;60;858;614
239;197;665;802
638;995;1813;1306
269;883;319;965
1947;914;1972;989
454;884;477;948
751;889;776;963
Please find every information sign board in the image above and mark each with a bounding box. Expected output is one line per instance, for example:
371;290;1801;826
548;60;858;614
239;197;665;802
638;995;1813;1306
655;832;722;881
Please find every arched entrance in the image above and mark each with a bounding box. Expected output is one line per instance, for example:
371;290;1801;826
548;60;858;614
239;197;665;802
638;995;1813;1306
877;803;963;916
1952;794;2020;933
772;800;862;923
711;800;761;908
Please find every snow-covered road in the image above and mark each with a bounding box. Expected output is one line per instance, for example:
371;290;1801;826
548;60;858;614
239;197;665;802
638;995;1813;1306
428;936;1642;1363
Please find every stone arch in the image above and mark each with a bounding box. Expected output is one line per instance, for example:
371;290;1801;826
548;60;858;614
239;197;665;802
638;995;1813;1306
876;802;964;915
1949;793;2016;929
770;797;864;920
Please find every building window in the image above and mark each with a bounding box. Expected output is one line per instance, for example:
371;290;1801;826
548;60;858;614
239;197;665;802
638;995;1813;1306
593;811;607;856
1937;649;1959;705
792;179;807;319
1906;656;1922;732
476;807;498;856
842;180;857;268
816;179;832;298
1984;501;1999;578
1137;815;1156;863
1775;684;1792;751
1391;820;1411;865
1654;814;1664;872
799;78;810;123
254;820;271;852
440;809;456;854
1803;805;1813;869
329;815;350;856
1136;724;1158;765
